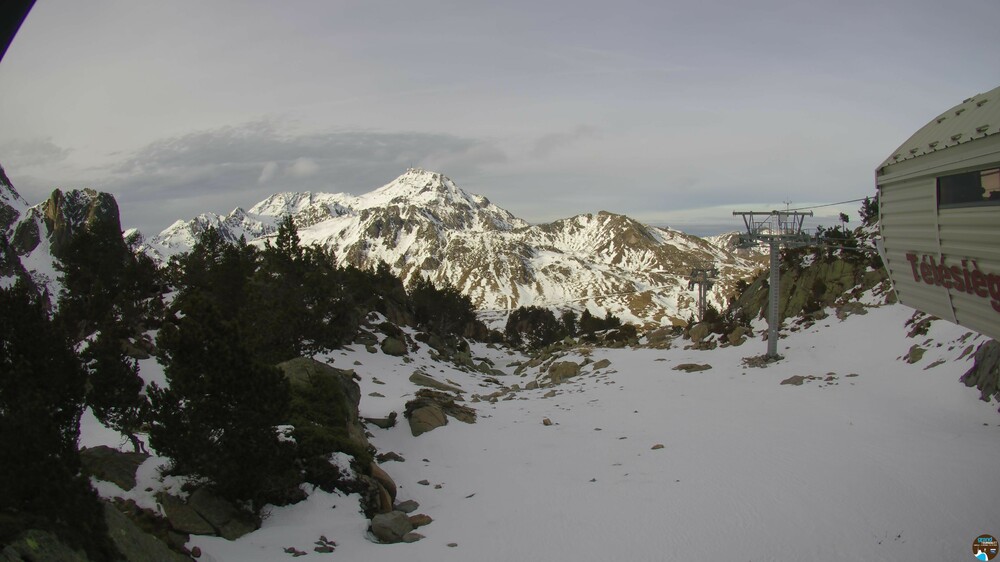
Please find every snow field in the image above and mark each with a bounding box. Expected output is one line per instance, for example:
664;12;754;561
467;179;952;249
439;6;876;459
81;302;1000;562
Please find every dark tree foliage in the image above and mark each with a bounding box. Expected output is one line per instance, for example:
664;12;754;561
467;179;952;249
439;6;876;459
83;321;149;453
250;217;312;363
55;219;161;340
860;195;879;227
409;277;476;336
0;281;116;560
149;292;292;509
167;228;258;317
816;224;861;261
702;303;722;324
560;310;578;336
248;217;359;362
578;309;623;334
505;306;563;349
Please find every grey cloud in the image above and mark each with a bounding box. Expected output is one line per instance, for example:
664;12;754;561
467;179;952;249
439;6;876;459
530;126;597;159
102;121;509;233
258;161;278;184
418;143;508;178
0;138;71;168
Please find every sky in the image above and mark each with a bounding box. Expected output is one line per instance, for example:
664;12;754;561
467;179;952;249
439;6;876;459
1;0;998;237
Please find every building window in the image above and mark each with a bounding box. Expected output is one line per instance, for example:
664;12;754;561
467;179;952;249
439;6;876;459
938;167;1000;208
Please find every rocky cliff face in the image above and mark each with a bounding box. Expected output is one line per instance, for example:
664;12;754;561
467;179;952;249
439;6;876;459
727;246;892;323
0;164;28;233
146;169;762;327
2;179;127;304
0;165;31;283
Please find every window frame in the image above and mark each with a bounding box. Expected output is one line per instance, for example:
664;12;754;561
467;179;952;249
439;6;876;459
936;167;1000;210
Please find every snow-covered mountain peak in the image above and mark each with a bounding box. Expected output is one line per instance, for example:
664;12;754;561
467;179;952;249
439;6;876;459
352;169;526;232
366;168;470;205
248;191;350;223
145;169;763;325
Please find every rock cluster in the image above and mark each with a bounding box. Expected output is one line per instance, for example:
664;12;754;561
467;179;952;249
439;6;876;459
961;340;1000;405
369;500;433;544
404;389;477;436
157;488;257;541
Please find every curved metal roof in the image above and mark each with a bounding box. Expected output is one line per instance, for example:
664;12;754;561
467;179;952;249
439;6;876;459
879;84;1000;171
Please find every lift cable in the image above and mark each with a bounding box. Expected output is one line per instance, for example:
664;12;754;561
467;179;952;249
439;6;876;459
784;197;869;213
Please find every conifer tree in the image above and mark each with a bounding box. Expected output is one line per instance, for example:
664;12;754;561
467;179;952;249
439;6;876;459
561;310;578;336
250;215;311;362
505;305;562;349
410;277;476;336
0;281;115;560
83;321;148;453
149;291;291;508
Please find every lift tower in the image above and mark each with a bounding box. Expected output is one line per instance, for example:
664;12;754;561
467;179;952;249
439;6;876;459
732;210;813;359
687;266;719;322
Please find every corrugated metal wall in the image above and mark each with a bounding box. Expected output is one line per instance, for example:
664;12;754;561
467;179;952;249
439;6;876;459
879;136;1000;340
938;205;1000;336
880;175;956;322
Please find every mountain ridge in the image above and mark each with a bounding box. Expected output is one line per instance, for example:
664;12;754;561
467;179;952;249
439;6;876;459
144;168;762;327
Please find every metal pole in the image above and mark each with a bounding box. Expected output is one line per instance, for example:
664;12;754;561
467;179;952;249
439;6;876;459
699;276;706;321
767;238;780;358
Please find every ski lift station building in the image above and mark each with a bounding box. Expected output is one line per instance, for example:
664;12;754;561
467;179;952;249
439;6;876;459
877;85;1000;341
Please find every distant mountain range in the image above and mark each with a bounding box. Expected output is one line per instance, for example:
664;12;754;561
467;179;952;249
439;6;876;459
141;168;764;327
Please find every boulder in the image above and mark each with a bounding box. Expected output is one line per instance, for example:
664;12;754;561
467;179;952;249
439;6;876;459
354;474;394;516
780;375;807;386
157;493;215;536
905;344;926;364
276;357;370;452
726;326;749;346
547;361;580;384
453;350;475;367
374;482;394;514
0;529;89;562
644;327;674;349
961;340;1000;402
187;488;258;540
401;532;424;543
591;358;612;370
103;502;190;562
407;404;447;436
369;463;397;503
409;371;463;393
370;511;413;544
364;411;397;429
404;389;476;436
394;500;419;514
689;323;710;343
380;337;408;356
376;451;405;463
408;514;433;528
672;363;712;373
79;445;149;491
835;302;868;320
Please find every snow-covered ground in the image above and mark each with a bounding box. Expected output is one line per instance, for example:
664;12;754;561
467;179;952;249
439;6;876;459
81;301;1000;562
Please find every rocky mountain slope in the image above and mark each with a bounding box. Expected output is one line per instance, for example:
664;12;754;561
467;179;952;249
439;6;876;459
1;167;126;306
145;169;763;327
